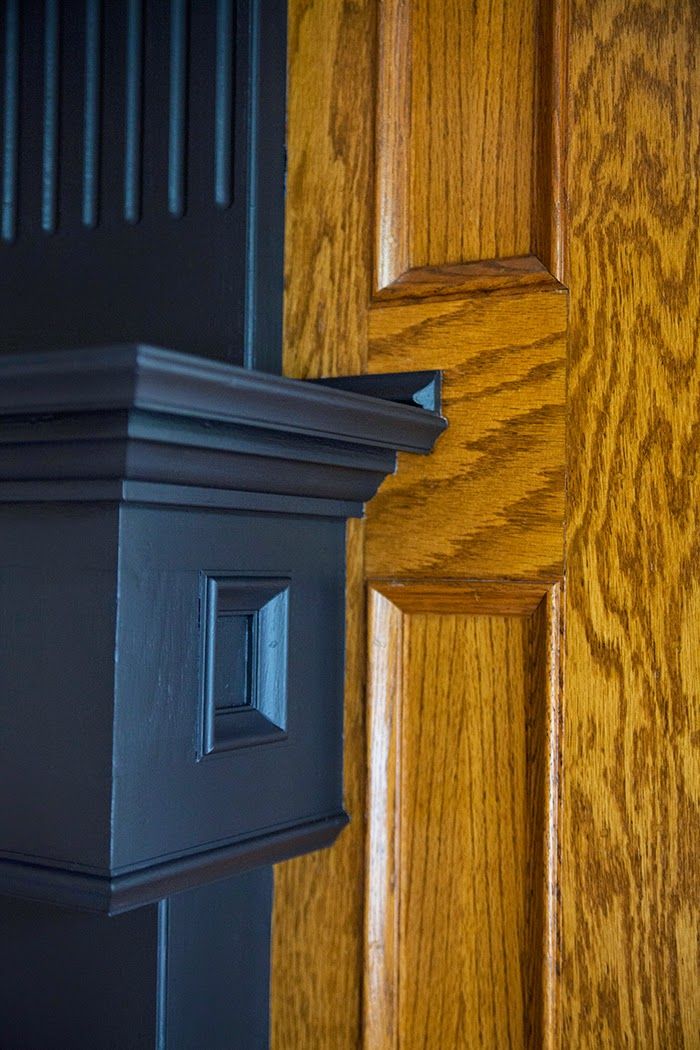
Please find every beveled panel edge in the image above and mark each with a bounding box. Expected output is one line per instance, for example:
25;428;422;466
373;256;564;305
370;578;554;616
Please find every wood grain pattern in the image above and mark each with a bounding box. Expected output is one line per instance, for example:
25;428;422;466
376;0;536;287
281;0;372;380
373;255;558;303
532;0;568;281
365;583;562;1048
271;0;373;1044
563;2;700;1044
275;0;570;1043
376;0;566;294
366;288;567;580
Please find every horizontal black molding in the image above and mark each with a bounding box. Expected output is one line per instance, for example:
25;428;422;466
0;480;363;518
0;812;348;916
312;370;442;414
0;344;447;454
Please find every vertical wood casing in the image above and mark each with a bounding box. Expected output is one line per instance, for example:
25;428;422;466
273;0;375;1045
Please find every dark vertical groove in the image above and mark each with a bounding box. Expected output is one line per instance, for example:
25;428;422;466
214;0;233;209
1;0;19;242
168;0;187;217
41;0;60;233
243;0;260;367
82;0;101;227
155;898;169;1049
124;0;143;224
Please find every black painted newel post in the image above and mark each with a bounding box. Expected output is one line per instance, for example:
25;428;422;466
0;2;446;1044
0;348;445;1048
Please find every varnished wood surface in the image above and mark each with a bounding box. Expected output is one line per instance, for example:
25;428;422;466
281;0;372;381
272;0;373;1044
376;0;566;291
376;0;536;287
373;579;549;616
562;2;700;1044
366;288;567;581
533;0;568;280
373;255;559;303
365;584;562;1048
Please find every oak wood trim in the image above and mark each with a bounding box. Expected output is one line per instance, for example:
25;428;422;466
374;0;411;292
532;0;569;282
372;579;551;616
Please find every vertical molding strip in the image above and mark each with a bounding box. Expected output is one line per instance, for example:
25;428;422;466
41;0;60;233
124;0;143;224
155;898;170;1050
82;0;102;228
374;0;412;291
214;0;234;209
243;0;260;367
1;0;19;242
168;0;188;217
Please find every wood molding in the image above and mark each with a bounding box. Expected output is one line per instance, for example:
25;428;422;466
373;256;564;305
364;580;563;1048
532;0;569;283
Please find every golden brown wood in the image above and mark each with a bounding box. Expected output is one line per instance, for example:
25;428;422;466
376;0;566;294
373;579;549;616
271;0;373;1044
532;0;568;280
366;288;567;581
376;0;536;287
365;583;563;1049
365;590;404;1050
562;2;700;1044
373;255;559;303
281;0;373;381
276;0;700;1042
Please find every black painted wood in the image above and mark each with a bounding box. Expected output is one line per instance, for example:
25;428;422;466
0;345;445;915
0;0;286;372
313;369;443;413
0;345;445;1046
0;344;446;453
0;868;273;1050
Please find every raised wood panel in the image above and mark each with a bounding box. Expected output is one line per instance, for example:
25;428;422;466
275;0;570;1043
366;289;567;580
563;2;700;1044
375;0;567;295
365;582;562;1049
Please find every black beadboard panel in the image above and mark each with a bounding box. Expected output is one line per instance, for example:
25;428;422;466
0;0;286;370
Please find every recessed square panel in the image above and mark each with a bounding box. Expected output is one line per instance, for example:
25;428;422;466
200;576;289;757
